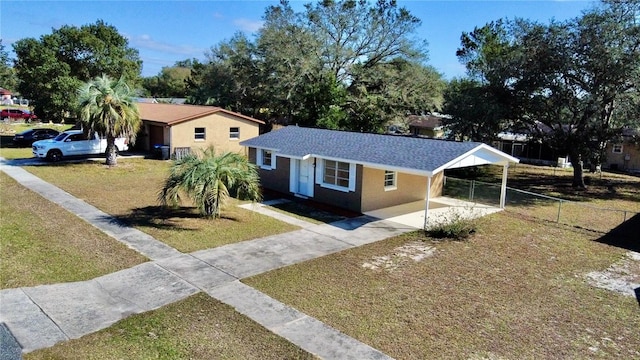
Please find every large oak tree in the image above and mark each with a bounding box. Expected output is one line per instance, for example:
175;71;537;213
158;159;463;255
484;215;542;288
450;0;640;187
186;0;444;132
13;20;141;123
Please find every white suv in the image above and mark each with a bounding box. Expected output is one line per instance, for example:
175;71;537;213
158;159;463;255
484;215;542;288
32;130;129;162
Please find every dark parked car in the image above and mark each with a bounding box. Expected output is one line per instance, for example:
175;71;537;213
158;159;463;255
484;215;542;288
12;128;60;147
1;108;38;122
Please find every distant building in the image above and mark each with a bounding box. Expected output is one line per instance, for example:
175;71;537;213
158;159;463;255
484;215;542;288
407;114;448;139
602;127;640;173
1;88;13;105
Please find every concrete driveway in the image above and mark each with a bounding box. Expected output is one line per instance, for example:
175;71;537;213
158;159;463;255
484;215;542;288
364;197;502;229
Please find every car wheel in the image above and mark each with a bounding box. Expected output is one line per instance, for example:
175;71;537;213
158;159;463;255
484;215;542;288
47;150;62;162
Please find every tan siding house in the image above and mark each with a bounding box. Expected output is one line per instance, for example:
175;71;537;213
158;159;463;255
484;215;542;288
137;103;264;157
603;140;640;173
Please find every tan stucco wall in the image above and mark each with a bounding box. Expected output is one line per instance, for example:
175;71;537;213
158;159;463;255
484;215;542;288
604;142;640;171
168;113;259;155
430;172;444;198
360;168;446;212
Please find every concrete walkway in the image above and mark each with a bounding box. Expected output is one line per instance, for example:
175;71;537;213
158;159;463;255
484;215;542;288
0;161;414;359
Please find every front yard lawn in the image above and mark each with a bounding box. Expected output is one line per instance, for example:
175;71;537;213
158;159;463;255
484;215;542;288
24;159;299;252
245;212;640;359
25;293;313;360
0;172;147;288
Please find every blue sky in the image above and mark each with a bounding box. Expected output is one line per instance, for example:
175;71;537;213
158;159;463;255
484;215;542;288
1;0;597;79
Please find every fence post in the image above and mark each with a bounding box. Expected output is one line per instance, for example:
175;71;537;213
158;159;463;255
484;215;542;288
471;180;475;201
557;200;562;223
624;211;627;222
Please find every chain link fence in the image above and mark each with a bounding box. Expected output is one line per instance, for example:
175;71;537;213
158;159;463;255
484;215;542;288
443;176;638;233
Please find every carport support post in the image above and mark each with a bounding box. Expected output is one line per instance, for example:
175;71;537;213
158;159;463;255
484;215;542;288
500;163;508;208
423;175;432;230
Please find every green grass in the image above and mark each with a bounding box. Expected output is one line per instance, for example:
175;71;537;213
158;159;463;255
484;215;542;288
24;158;299;252
0;146;33;159
245;212;640;359
0;172;147;288
25;293;313;360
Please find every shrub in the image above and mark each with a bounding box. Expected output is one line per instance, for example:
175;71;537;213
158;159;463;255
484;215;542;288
426;218;477;240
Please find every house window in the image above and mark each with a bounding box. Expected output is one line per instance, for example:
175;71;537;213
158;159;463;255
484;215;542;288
230;127;240;139
323;160;350;188
194;127;205;141
263;150;272;167
257;149;276;170
384;170;397;190
612;144;623;154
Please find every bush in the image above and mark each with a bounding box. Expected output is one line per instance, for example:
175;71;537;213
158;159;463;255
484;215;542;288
426;218;477;240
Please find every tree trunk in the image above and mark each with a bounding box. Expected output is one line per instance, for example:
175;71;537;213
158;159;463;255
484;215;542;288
105;136;118;167
570;152;585;188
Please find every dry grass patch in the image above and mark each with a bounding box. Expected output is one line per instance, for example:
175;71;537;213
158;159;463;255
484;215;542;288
245;212;640;359
25;293;313;360
0;172;146;289
445;164;640;233
25;159;299;252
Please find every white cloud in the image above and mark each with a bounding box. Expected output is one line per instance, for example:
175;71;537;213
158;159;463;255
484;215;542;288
233;18;264;33
127;34;205;56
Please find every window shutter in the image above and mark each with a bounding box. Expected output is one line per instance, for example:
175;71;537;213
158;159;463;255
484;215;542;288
315;159;323;184
256;148;263;166
348;163;356;191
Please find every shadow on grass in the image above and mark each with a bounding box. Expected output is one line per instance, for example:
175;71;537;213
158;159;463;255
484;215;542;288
446;166;640;204
267;200;349;224
111;205;239;231
596;213;640;253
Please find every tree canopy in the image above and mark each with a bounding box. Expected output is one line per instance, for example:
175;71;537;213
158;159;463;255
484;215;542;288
447;0;640;187
184;0;444;132
0;40;18;92
13;20;142;122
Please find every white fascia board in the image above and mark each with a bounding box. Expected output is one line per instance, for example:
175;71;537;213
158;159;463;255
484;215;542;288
245;145;281;152
268;152;312;161
432;144;520;174
361;162;434;177
312;154;434;178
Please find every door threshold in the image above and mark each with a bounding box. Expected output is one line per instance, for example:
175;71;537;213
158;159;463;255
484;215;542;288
294;194;309;199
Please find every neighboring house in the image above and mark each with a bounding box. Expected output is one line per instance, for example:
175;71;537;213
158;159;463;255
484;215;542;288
137;103;264;158
1;88;13;105
133;97;187;104
241;126;518;214
603;128;640;173
408;114;448;138
493;132;565;166
493;122;566;166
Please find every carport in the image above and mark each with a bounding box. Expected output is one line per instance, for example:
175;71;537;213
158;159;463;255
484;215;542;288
365;145;519;229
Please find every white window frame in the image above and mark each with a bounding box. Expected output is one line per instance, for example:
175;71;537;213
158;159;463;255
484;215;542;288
229;127;240;140
256;149;276;170
384;170;397;191
316;159;356;192
194;127;206;141
612;144;623;154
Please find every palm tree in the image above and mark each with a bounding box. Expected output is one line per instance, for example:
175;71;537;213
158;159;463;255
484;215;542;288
77;74;141;166
159;147;262;218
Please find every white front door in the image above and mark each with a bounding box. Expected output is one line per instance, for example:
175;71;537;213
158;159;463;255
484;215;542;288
293;158;314;197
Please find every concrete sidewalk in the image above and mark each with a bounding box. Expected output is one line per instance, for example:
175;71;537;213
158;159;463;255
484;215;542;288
0;160;413;358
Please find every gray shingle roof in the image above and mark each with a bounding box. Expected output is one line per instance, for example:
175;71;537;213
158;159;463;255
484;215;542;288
241;126;504;174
